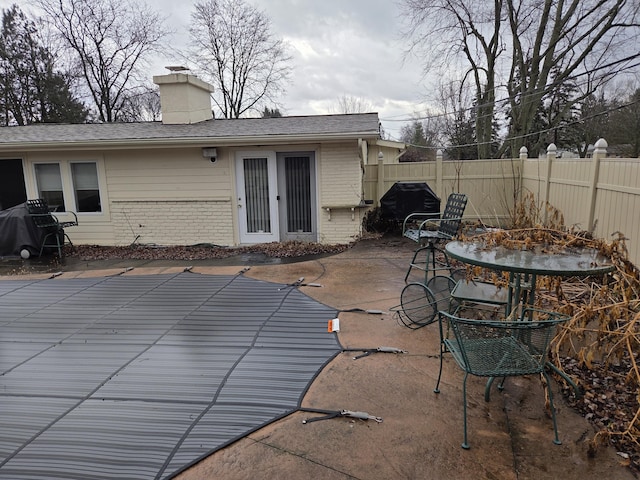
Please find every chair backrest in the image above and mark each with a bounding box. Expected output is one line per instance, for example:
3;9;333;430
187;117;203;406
441;311;567;377
26;199;58;228
438;193;467;238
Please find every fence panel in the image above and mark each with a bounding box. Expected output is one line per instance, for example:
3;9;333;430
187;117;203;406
366;150;640;266
364;158;518;227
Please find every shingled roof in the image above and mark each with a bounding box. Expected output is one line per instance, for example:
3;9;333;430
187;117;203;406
0;113;381;150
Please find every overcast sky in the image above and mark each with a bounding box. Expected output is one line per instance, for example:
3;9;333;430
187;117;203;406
5;0;431;139
155;0;429;138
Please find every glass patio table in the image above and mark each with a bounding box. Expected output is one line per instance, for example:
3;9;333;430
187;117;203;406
445;240;615;317
445;239;615;397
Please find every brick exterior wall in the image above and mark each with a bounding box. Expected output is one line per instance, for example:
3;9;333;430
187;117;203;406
318;207;369;244
111;200;234;246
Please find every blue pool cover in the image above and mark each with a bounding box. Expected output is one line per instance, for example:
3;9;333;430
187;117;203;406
0;272;340;479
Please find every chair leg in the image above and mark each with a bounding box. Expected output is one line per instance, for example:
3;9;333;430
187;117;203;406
462;372;470;449
40;230;66;258
40;232;55;257
542;370;562;445
56;231;63;258
434;319;445;394
405;243;440;284
39;237;46;257
405;245;429;282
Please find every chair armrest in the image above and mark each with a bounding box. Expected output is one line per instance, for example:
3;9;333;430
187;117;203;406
415;216;464;238
402;212;440;234
56;210;79;227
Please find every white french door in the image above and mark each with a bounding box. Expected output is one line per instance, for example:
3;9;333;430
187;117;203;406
236;151;280;244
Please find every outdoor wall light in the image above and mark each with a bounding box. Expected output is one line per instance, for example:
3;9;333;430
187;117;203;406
202;147;218;163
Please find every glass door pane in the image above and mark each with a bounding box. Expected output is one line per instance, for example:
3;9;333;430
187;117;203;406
243;157;271;233
285;156;311;233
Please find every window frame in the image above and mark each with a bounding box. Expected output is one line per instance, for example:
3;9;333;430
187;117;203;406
70;161;102;213
31;159;106;216
33;162;66;212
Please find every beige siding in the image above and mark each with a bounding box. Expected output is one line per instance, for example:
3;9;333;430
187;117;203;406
105;147;234;246
319;208;370;245
106;148;230;200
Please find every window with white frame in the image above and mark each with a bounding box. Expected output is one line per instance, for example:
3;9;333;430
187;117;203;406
71;162;101;212
34;163;65;211
33;160;102;213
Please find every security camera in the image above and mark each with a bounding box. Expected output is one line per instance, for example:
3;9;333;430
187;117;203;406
202;147;218;163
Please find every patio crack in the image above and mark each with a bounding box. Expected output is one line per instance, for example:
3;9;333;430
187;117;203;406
248;436;364;480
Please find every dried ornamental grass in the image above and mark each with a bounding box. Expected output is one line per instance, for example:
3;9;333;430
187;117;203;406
460;211;640;469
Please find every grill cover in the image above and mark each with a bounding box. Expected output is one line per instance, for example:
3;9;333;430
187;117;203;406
380;182;441;221
0;202;44;257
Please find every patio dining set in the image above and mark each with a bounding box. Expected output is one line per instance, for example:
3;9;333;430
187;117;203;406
397;192;615;450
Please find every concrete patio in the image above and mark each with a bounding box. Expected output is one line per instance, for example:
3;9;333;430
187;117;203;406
0;235;634;480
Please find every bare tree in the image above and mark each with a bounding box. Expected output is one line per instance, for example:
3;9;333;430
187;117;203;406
35;0;169;122
119;87;162;122
400;1;503;158
330;94;374;114
189;0;291;118
436;79;482;159
503;1;640;156
400;0;640;158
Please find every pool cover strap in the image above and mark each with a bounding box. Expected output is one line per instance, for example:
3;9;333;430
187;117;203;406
301;408;383;424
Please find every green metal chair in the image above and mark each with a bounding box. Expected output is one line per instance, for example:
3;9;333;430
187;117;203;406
450;278;509;315
403;193;468;283
434;309;569;449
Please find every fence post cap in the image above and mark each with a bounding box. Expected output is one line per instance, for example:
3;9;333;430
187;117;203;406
594;138;608;149
547;143;557;153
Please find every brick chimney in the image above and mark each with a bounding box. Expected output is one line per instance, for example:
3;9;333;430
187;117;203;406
152;72;214;124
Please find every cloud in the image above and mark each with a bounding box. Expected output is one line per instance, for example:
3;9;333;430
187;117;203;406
249;0;429;136
0;0;430;138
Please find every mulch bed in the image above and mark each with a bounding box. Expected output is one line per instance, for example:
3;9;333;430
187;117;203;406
67;241;351;261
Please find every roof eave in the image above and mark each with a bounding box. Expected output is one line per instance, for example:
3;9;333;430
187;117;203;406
0;131;381;152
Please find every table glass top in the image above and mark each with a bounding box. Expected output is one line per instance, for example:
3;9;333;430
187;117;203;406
445;241;615;276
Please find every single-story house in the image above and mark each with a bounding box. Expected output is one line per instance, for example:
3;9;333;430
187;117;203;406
0;73;404;247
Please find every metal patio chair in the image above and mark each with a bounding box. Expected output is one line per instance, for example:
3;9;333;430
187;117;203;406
434;308;570;449
403;193;468;283
26;198;78;257
450;277;509;316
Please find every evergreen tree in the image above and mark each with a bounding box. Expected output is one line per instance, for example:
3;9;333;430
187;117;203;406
399;120;441;162
0;5;87;125
261;107;282;118
608;88;640;158
444;108;478;160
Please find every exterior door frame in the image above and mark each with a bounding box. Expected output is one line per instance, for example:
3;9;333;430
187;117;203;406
235;151;280;244
277;151;317;242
